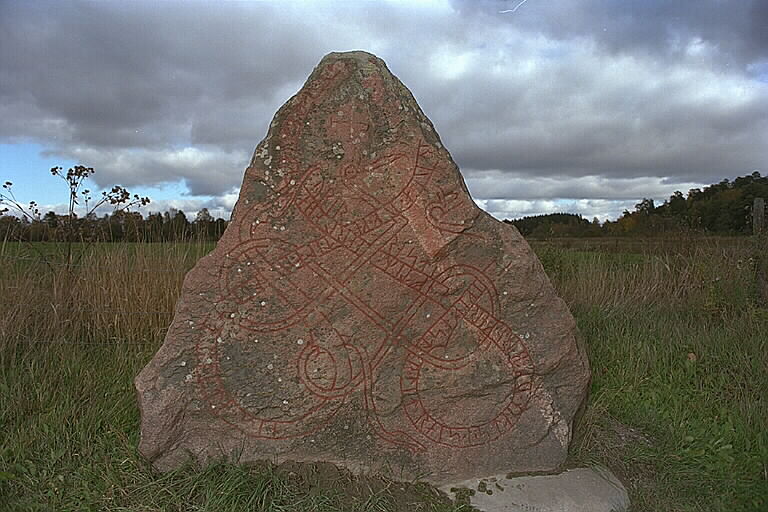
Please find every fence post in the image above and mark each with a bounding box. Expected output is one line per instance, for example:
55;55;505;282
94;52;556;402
754;197;767;306
754;197;765;235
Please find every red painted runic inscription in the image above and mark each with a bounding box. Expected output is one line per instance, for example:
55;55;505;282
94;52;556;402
136;52;590;485
190;56;537;452
134;52;591;485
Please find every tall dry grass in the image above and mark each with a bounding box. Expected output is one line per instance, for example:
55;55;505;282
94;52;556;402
1;237;765;511
0;242;211;351
532;238;760;315
0;238;761;349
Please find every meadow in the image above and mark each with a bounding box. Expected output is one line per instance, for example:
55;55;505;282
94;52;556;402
1;236;766;511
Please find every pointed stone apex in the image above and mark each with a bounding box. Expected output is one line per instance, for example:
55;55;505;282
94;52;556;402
321;50;379;61
135;51;590;485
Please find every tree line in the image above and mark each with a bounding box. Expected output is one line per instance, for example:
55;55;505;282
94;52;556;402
3;167;766;242
0;207;228;243
506;171;768;237
1;166;229;243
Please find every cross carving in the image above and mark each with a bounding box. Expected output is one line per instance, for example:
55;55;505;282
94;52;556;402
330;103;369;141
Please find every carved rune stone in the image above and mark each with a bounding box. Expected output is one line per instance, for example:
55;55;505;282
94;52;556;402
135;51;590;485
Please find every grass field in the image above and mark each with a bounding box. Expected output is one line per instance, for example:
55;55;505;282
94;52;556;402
1;236;766;511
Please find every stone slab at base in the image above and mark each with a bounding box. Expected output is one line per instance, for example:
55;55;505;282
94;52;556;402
440;466;630;512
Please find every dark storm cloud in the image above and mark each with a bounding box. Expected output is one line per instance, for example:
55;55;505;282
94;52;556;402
456;0;768;71
1;0;766;220
0;0;329;193
0;1;319;145
0;0;480;195
410;42;768;185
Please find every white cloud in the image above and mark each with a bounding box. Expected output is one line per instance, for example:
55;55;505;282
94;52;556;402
42;146;249;196
464;172;707;200
474;197;639;222
430;46;473;80
35;192;239;222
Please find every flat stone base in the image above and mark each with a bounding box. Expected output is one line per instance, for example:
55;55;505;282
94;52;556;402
440;466;630;512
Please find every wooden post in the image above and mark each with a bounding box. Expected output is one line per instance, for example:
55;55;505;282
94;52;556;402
754;198;767;306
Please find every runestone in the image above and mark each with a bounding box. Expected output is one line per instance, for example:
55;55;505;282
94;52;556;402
135;51;590;485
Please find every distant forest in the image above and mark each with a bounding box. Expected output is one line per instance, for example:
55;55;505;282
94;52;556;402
506;171;768;237
1;171;766;242
0;207;228;243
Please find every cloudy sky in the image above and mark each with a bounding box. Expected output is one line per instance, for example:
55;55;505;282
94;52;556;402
1;0;766;221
